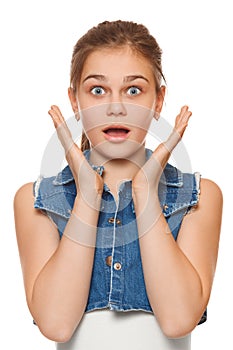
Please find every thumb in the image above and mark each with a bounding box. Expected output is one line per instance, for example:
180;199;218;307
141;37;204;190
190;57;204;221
163;105;192;153
48;105;75;155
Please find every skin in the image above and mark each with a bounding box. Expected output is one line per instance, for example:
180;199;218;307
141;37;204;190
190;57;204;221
14;46;223;342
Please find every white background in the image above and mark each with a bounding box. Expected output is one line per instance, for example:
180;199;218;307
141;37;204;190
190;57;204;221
0;0;231;349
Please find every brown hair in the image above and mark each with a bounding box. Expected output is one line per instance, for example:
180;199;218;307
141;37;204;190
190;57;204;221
70;20;166;151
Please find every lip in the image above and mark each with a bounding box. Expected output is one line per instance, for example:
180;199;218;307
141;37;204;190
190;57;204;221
102;124;131;143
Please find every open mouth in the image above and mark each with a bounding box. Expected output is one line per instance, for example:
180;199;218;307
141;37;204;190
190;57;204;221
103;126;130;135
102;125;130;142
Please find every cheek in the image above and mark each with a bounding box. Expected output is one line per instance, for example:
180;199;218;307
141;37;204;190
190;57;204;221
80;103;154;135
84;128;100;145
80;104;108;134
126;103;154;131
123;104;155;146
133;128;148;143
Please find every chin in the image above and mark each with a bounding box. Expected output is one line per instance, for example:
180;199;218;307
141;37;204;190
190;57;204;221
92;140;145;161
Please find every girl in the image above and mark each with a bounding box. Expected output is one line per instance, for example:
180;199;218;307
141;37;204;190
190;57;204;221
14;20;222;349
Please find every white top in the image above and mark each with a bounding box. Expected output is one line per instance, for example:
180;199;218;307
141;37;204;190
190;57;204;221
56;309;191;350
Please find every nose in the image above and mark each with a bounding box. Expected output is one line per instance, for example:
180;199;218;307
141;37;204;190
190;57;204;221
106;102;127;117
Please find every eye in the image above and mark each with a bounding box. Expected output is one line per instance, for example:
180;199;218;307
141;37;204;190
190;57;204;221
90;86;105;95
127;86;141;96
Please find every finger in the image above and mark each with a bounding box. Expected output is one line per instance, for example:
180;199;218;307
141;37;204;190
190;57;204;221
180;107;192;123
48;105;65;128
48;106;74;153
57;123;74;153
175;106;191;123
175;106;192;136
162;106;192;154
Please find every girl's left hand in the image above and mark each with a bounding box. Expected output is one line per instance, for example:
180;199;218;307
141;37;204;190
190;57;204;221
132;106;192;201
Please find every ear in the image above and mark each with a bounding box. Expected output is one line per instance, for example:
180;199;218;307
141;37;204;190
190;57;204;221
68;87;79;114
154;85;166;120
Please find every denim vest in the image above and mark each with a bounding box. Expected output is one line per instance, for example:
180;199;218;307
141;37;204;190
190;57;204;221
33;148;206;325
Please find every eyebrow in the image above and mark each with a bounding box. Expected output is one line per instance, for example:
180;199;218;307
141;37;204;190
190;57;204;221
82;74;107;83
82;74;149;84
123;75;149;83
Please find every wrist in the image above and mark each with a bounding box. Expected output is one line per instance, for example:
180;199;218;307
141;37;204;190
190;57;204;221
133;192;163;237
73;193;101;217
64;195;101;247
63;210;97;247
133;188;160;210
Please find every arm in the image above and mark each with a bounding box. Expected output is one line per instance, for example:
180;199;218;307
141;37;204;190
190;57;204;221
14;106;103;343
135;178;222;338
132;106;223;338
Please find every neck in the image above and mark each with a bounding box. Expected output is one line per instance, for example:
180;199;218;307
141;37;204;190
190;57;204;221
89;145;147;197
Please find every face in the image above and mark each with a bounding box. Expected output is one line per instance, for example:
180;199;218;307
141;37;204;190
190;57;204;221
69;46;165;160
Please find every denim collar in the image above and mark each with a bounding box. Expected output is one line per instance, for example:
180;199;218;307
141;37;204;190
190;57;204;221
52;148;183;187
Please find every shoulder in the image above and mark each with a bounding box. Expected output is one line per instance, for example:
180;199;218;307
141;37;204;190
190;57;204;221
14;181;34;194
200;177;222;193
14;181;60;241
14;182;46;221
199;178;223;207
14;182;34;209
179;177;223;239
14;182;58;242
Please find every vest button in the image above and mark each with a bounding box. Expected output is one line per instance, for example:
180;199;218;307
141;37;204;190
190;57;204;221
105;256;112;267
108;217;115;224
108;217;121;225
116;218;121;225
114;262;122;270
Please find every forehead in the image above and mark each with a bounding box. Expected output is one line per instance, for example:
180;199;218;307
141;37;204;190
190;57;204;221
80;46;154;81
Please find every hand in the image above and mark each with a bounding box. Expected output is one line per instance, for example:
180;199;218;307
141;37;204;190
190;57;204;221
48;105;103;206
132;106;192;200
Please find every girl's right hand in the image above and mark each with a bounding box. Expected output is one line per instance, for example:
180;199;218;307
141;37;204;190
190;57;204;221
48;105;103;207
